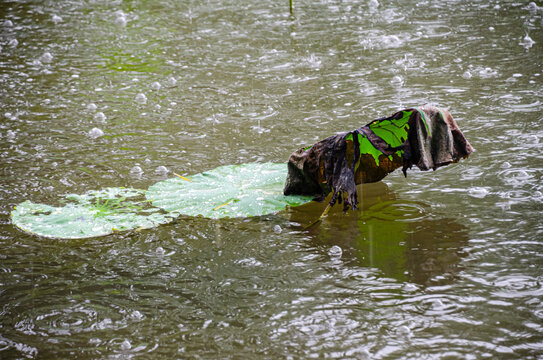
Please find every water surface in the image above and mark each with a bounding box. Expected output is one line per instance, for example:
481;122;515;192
1;0;542;358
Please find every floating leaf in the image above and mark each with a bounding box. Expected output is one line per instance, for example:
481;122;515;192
146;163;313;219
11;163;313;239
11;187;174;239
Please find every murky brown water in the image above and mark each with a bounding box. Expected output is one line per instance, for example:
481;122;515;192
1;0;542;358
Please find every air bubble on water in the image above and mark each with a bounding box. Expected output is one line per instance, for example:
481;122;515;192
4;20;13;27
501;161;512;169
155;166;169;174
273;225;282;234
40;52;53;63
489;26;495;31
328;245;343;259
151;81;161;91
120;339;132;350
89;127;104;138
135;93;147;104
462;71;472;79
130;165;143;174
87;103;97;111
94;112;106;122
8;39;18;48
156;246;165;255
52;15;63;24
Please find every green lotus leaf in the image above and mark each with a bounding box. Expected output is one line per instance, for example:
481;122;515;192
146;163;313;219
11;163;313;239
11;187;174;239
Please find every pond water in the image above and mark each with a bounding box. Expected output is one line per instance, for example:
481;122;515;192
1;0;542;358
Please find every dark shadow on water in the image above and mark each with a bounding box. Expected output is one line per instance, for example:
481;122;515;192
289;182;470;286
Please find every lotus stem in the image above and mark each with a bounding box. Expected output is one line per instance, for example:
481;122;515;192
173;172;191;182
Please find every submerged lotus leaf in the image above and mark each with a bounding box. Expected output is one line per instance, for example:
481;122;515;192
11;187;174;239
146;163;313;219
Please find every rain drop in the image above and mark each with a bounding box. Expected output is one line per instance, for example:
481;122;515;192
167;77;177;86
40;52;53;63
390;75;404;86
151;81;161;91
8;39;18;48
431;299;444;310
156;246;165;255
94;112;106;122
155;165;169;174
135;93;147;104
115;11;128;27
397;325;412;337
89;127;104;138
87;103;98;111
120;339;132;350
328;245;343;259
468;187;489;199
521;34;535;49
52;15;63;24
526;2;540;13
273;225;282;234
130;310;143;320
6;130;17;139
130;165;143;174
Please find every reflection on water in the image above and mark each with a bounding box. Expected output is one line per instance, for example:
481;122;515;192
1;0;543;358
294;182;469;285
